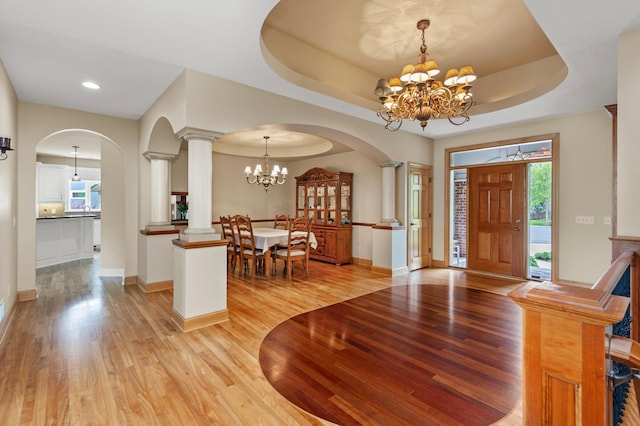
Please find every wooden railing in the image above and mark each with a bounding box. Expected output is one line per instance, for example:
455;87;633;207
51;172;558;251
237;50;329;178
509;249;636;425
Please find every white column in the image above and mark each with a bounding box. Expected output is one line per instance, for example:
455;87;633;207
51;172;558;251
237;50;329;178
176;128;222;242
143;152;175;229
379;161;402;225
171;128;227;332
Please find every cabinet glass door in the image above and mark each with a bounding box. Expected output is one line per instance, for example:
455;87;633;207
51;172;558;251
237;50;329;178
317;184;326;224
298;186;306;218
340;182;351;224
327;183;337;224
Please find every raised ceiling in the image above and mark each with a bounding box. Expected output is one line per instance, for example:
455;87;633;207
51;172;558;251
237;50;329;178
262;0;564;115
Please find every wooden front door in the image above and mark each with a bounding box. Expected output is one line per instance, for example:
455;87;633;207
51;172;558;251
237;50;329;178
467;164;525;277
408;164;432;270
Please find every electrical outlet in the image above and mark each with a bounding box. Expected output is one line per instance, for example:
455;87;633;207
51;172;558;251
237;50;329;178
576;216;595;224
604;217;612;225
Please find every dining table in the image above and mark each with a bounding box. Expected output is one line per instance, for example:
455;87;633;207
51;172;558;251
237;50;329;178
251;228;317;279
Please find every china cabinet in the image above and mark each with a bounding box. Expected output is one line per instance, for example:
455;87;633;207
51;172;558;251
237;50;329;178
295;167;352;265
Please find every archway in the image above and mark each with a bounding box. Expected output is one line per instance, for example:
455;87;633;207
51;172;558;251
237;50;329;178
35;129;126;276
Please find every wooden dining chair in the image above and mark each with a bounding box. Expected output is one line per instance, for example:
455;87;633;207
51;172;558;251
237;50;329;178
234;215;267;280
271;214;291;263
220;215;239;273
291;215;311;232
273;214;290;230
274;217;312;280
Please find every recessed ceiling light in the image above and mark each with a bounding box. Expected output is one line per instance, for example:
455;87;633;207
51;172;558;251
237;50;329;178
82;81;101;90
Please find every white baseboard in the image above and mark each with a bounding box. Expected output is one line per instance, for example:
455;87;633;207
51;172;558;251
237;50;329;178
100;268;124;277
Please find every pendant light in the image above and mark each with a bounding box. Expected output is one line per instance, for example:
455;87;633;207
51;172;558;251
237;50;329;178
72;145;81;181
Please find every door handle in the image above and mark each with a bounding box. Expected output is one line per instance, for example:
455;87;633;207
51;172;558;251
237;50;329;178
513;226;521;231
411;223;417;226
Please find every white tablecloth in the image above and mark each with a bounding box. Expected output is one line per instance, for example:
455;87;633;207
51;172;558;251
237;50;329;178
251;228;317;252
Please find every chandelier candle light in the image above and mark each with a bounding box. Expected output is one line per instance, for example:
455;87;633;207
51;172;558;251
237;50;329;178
244;136;288;191
374;19;477;131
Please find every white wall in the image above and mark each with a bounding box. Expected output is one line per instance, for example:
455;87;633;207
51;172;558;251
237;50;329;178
435;110;613;284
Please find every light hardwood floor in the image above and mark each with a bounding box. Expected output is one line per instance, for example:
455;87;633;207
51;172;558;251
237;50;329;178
0;254;530;425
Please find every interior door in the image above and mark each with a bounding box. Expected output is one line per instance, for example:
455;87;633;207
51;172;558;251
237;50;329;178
467;164;525;277
408;164;432;270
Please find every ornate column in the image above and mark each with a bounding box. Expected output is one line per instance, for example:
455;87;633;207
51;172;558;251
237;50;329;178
171;127;228;332
138;151;178;293
176;127;221;241
143;151;175;229
379;161;402;225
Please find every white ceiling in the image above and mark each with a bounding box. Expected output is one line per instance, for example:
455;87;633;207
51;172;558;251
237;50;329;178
1;0;640;160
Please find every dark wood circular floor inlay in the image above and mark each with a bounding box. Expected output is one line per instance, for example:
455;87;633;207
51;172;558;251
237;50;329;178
259;285;522;425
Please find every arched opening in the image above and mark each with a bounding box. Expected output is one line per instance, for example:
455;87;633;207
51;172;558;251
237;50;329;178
35;129;126;276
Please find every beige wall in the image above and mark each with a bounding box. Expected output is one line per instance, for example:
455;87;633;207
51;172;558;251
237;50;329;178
156;68;617;284
140;68;432;245
0;59;18;323
172;136;393;262
17;103;138;292
617;29;640;237
435;110;613;284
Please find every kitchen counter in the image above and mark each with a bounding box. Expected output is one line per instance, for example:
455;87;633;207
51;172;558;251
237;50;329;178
36;215;95;268
37;213;98;219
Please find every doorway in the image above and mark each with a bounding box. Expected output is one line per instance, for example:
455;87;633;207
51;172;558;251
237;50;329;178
467;163;525;277
408;163;432;270
446;136;557;281
35;130;126;276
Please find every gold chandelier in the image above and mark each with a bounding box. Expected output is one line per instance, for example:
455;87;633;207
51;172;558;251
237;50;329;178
244;136;288;191
374;19;477;131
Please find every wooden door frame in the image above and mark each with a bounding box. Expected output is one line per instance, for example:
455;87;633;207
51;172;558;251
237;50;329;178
444;133;559;281
407;163;433;270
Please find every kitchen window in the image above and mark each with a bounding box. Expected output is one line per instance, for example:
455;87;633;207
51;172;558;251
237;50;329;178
68;180;101;212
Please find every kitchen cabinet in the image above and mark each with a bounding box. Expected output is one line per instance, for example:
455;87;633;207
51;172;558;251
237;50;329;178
295;167;352;265
37;163;66;203
36;216;94;268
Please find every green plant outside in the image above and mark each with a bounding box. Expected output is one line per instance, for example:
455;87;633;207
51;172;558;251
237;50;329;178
534;252;552;261
529;219;550;226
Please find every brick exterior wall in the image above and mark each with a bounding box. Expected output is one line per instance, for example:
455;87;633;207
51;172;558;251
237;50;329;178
453;179;467;258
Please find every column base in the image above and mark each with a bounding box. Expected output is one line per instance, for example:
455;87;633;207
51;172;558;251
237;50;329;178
172;239;228;332
171;308;229;333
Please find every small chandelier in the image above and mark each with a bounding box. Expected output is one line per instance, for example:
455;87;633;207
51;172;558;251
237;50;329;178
374;19;477;131
244;136;287;191
72;145;81;181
